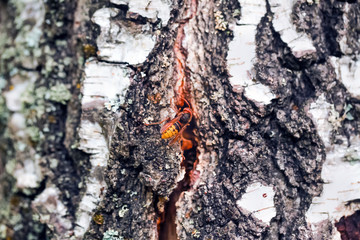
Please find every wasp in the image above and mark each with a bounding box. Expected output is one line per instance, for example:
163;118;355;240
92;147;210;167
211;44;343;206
145;98;193;146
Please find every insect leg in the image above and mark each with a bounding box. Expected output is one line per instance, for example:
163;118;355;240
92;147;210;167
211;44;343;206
144;117;170;126
170;98;180;113
168;121;189;145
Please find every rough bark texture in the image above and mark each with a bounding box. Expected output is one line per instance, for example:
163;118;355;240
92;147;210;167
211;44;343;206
1;0;360;240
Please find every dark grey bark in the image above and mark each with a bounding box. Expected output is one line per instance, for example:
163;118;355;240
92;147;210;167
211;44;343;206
0;0;360;240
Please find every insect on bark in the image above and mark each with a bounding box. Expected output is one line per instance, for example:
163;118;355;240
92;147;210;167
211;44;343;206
145;98;193;146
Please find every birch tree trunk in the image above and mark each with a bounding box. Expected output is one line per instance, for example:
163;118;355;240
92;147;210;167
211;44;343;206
1;0;360;239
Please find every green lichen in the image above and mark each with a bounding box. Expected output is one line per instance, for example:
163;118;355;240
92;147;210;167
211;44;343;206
104;99;121;112
55;40;67;46
344;104;354;120
44;57;55;74
46;84;71;104
0;224;6;239
0;32;8;49
232;9;241;18
21;85;36;106
343;149;360;163
0;76;6;90
63;57;72;66
58;71;67;78
2;47;16;60
5;157;16;174
26;126;41;143
0;96;9;125
78;56;85;66
328;103;354;131
44;45;55;55
0;0;44;73
103;229;123;240
9;213;21;226
21;84;46;122
16;142;27;152
18;83;48;144
14;24;42;48
32;213;40;222
49;158;59;169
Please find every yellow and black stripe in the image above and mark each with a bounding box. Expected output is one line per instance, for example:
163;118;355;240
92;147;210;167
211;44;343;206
161;122;181;139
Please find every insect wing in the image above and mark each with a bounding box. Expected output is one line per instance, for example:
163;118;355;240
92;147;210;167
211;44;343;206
160;115;182;134
168;121;190;145
169;132;181;145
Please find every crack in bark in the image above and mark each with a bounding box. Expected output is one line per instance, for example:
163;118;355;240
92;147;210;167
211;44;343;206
96;58;130;66
158;0;199;239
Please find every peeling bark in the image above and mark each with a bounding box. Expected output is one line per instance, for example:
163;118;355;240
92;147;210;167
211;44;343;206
1;0;360;240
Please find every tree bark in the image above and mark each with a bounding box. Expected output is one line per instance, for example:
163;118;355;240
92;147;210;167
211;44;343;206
1;0;360;240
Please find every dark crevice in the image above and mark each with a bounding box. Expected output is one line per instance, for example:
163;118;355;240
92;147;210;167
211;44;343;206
108;2;129;11
158;120;198;240
335;210;360;239
158;0;198;238
336;0;357;3
96;58;130;66
14;176;48;201
17;65;39;72
320;0;343;57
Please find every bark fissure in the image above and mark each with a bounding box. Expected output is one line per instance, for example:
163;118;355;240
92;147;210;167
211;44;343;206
158;0;199;239
158;125;198;239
